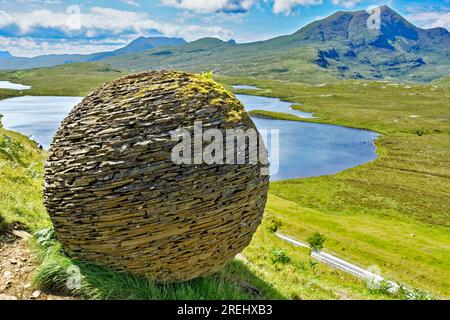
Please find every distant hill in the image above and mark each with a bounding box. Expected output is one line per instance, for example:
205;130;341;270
103;6;450;83
110;36;186;56
0;63;126;96
0;51;13;59
434;74;450;85
0;37;186;70
1;6;449;83
280;5;450;82
85;36;187;61
104;37;337;84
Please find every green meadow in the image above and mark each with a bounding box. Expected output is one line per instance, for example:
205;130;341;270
435;75;450;86
0;91;48;231
0;63;126;97
0;63;448;299
222;77;450;297
0;120;393;299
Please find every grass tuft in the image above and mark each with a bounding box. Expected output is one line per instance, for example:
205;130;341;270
33;229;282;300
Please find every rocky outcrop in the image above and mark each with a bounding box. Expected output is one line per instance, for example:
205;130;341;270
315;49;340;68
44;71;269;282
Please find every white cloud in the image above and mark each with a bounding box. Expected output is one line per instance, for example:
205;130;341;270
120;0;140;7
0;6;233;39
0;11;14;27
14;0;62;3
407;11;450;30
0;36;129;57
160;0;256;13
272;0;323;15
331;0;362;9
0;6;235;56
272;0;363;15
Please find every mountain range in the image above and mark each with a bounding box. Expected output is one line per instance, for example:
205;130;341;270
1;6;449;83
0;37;186;70
0;51;13;59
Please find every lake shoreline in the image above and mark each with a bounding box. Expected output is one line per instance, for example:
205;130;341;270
231;86;384;135
1;78;383;138
248;108;383;136
0;95;83;150
0;83;380;181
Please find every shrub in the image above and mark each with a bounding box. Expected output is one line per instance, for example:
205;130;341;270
368;281;434;300
267;218;282;233
94;64;113;72
406;288;434;300
307;232;326;251
35;228;57;248
270;248;291;264
368;279;394;295
26;164;41;179
0;135;24;163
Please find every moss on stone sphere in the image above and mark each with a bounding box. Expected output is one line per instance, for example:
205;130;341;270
44;71;269;282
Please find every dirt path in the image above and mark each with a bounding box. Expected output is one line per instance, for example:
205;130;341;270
0;230;73;300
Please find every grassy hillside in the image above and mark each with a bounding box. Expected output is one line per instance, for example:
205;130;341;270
0;91;48;231
434;74;450;85
0;139;393;301
34;217;398;300
104;38;450;84
0;63;126;96
1;65;447;298
222;78;450;297
0;67;397;300
104;38;337;84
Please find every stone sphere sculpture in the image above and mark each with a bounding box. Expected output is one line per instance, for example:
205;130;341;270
44;71;269;282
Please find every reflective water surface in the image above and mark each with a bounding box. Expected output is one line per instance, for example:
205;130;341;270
0;96;82;149
0;94;378;180
236;94;315;119
0;81;31;90
232;85;262;90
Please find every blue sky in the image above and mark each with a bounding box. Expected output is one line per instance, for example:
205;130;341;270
0;0;449;57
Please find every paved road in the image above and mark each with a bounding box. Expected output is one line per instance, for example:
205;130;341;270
275;233;399;292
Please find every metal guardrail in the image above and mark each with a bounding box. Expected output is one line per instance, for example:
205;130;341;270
275;232;399;292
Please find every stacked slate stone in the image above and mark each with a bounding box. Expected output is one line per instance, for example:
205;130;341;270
44;71;269;282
